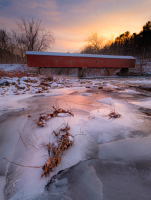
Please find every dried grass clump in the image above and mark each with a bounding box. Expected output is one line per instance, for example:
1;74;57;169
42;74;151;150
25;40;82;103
109;112;121;119
37;106;74;127
41;124;74;177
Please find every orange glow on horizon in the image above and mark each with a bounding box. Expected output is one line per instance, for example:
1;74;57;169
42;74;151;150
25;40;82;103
0;0;150;53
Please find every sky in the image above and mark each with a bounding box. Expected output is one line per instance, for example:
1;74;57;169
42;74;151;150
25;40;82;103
0;0;151;53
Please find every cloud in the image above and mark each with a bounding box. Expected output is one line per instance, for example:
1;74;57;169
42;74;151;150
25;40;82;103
0;0;151;52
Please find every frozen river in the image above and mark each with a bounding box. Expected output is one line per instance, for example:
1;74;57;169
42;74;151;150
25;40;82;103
0;77;151;200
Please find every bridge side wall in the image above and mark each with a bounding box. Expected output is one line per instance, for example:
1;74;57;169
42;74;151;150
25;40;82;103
26;55;135;69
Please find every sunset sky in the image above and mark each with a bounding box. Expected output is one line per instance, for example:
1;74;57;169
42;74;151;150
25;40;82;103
0;0;151;53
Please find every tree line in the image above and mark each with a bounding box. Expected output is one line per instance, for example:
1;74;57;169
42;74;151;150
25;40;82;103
0;17;54;64
81;21;151;60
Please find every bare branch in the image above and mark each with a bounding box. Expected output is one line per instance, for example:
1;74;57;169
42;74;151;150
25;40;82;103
3;158;42;168
18;130;27;149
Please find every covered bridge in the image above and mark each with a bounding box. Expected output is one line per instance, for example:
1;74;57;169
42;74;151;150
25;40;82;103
26;51;136;76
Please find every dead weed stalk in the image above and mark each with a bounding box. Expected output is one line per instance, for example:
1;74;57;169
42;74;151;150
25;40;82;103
109;104;121;119
37;106;74;127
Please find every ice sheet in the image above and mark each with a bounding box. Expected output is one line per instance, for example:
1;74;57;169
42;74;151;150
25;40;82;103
129;99;151;109
0;176;5;200
1;76;151;200
99;135;151;161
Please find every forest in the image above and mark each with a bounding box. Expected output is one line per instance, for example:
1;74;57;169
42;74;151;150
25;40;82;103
81;21;151;61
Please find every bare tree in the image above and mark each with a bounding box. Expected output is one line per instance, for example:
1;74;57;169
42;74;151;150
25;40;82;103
0;29;9;63
80;32;111;75
0;29;19;64
81;32;104;54
7;33;17;64
12;30;27;62
12;17;55;61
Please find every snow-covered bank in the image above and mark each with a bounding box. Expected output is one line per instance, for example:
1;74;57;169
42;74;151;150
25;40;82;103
0;64;27;72
1;62;151;78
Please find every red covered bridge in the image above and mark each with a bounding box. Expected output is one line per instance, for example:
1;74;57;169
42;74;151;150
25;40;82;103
26;51;136;76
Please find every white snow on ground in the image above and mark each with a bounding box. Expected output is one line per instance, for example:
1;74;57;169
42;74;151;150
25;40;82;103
97;97;114;106
51;82;58;87
142;65;151;75
81;93;92;96
0;76;80;97
120;89;140;94
121;79;151;84
0;64;28;72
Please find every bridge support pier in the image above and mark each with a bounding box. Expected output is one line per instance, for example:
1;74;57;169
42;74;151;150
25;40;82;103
78;67;83;77
120;68;129;75
38;67;42;74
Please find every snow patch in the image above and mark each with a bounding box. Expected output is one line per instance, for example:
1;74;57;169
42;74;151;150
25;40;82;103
97;97;114;106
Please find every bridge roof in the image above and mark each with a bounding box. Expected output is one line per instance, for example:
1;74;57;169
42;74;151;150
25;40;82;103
26;51;135;60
